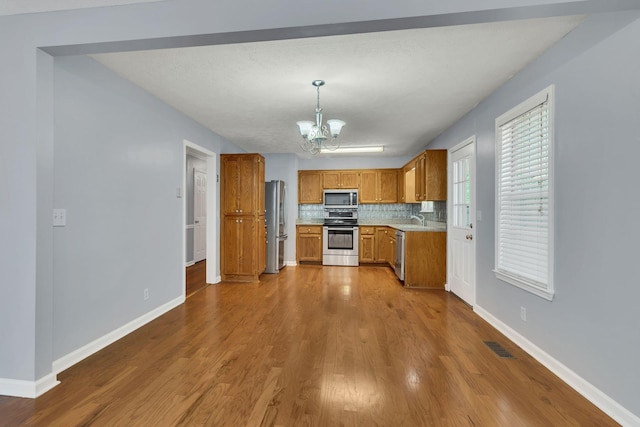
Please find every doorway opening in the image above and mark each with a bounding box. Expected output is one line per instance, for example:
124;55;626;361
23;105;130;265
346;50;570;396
183;140;218;297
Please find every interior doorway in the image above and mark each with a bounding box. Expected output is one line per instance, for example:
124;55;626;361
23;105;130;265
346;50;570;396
193;168;207;263
183;140;218;297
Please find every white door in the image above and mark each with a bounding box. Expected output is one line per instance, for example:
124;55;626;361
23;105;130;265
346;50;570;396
448;138;476;305
194;169;207;263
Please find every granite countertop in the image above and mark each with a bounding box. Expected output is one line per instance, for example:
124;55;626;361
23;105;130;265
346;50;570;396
295;218;446;232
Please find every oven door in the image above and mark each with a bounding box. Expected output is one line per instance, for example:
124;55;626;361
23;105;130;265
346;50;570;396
323;226;359;256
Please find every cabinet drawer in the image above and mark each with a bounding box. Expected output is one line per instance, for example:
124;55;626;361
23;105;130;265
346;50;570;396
298;225;322;234
360;226;375;235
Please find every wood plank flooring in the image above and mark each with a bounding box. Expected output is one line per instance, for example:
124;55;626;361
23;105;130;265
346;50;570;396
186;260;207;298
0;266;617;426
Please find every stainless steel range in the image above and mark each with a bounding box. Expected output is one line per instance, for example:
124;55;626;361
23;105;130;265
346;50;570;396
322;208;359;266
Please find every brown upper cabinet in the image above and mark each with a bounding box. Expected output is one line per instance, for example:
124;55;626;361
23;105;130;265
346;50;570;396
221;154;265;215
322;170;360;189
405;149;447;201
397;169;405;203
404;165;417;203
360;169;398;203
298;170;323;204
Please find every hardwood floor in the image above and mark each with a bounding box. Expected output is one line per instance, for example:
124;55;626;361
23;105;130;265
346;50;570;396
0;266;617;426
186;260;208;298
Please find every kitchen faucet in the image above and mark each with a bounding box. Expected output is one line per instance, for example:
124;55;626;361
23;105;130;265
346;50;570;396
410;214;425;226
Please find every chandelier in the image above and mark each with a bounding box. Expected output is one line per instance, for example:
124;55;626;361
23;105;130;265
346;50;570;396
296;80;345;154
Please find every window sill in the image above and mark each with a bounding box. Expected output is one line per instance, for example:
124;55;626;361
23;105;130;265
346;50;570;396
493;269;554;301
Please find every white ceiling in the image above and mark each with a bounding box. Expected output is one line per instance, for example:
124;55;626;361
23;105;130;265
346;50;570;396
91;15;584;158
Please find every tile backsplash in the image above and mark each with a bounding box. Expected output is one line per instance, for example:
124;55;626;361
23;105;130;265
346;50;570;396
299;201;447;223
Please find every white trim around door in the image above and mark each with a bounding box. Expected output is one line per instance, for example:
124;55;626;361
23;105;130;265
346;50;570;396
183;140;218;297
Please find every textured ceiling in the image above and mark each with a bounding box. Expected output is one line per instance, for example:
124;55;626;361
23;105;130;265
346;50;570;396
86;15;584;157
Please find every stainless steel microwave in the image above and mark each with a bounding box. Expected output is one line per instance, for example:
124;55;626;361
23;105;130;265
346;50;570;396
323;189;358;209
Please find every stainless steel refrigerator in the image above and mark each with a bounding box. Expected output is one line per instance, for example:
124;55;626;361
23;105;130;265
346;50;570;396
264;180;287;273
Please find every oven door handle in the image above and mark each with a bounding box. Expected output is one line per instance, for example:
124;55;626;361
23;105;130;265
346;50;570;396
324;227;357;231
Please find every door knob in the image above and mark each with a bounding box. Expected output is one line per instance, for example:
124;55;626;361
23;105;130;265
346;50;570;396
466;234;473;240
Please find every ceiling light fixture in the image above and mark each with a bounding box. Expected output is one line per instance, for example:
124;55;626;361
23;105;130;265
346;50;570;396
319;146;385;154
296;80;345;155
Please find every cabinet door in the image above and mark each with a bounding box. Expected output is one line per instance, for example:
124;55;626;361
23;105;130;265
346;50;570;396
322;171;341;189
257;156;265;215
397;169;405;203
298;171;323;204
424;150;448;201
359;234;375;263
379;170;398;203
375;228;390;262
223;216;258;276
360;170;378;203
222;216;241;274
222;157;240;215
405;167;417;203
297;233;322;261
237;156;257;214
340;171;360;189
416;153;426;201
257;215;266;273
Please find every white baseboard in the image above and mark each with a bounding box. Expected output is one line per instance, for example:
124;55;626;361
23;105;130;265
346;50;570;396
0;372;60;398
285;261;298;266
474;304;640;427
185;261;195;267
52;296;184;375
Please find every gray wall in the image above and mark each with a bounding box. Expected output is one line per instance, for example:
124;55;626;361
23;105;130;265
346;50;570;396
52;55;237;360
428;11;640;417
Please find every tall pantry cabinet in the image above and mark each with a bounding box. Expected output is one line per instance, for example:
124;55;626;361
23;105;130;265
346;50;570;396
220;153;266;282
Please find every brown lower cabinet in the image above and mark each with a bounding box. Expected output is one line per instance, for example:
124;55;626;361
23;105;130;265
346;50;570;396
296;225;322;262
359;226;395;265
403;231;446;289
222;215;266;282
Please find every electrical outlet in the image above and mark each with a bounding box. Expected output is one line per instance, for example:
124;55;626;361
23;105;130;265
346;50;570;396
53;209;67;227
520;306;527;321
144;288;149;300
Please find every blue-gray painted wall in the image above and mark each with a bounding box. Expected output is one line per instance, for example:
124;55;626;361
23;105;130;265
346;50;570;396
428;11;640;416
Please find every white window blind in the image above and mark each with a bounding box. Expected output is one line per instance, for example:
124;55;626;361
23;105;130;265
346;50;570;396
495;86;554;300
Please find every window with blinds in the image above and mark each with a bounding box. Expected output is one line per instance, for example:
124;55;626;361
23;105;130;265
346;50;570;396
494;85;554;301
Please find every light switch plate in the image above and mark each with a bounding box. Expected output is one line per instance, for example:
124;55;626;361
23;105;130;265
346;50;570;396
53;209;66;227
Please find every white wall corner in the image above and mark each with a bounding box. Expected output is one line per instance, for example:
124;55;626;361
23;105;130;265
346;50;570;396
0;373;59;398
474;305;640;427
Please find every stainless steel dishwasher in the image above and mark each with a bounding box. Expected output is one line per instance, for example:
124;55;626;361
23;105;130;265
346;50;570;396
394;230;405;281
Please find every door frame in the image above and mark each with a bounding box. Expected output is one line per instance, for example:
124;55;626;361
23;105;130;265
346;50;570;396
447;135;477;305
183;140;218;296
